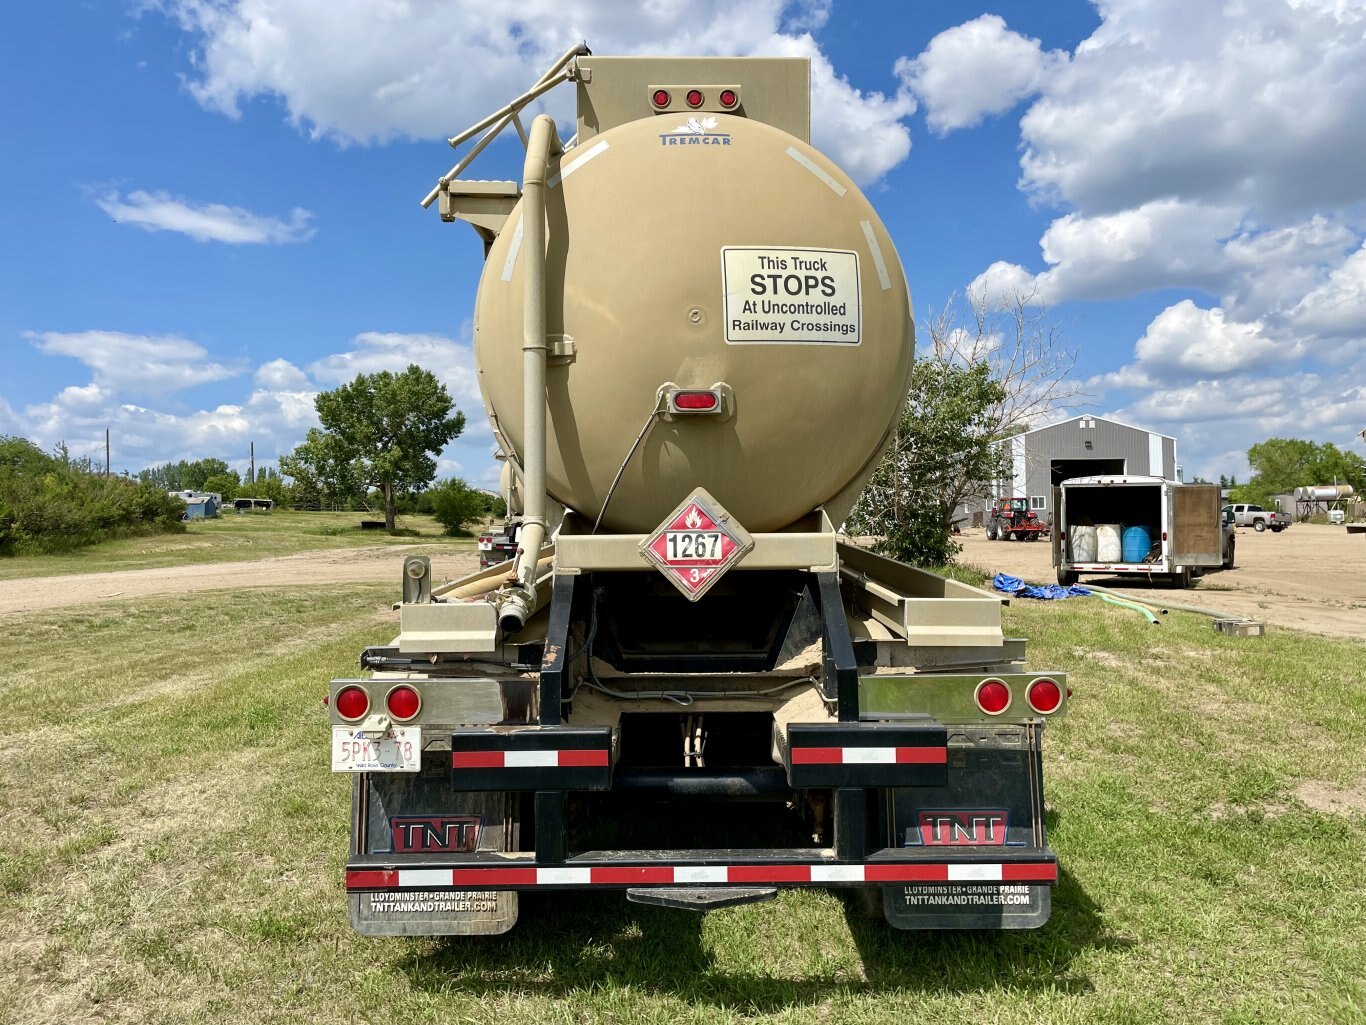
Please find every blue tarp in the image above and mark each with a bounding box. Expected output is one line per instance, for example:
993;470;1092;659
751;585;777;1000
993;573;1091;600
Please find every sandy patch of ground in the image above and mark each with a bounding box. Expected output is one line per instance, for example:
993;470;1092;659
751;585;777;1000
959;523;1366;641
0;544;480;615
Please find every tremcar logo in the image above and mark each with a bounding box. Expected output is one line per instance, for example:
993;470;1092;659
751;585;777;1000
660;116;732;146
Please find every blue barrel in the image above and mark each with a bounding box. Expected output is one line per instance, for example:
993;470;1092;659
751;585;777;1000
1121;525;1152;563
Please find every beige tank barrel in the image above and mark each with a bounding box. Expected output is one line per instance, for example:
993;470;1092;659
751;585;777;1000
474;106;913;534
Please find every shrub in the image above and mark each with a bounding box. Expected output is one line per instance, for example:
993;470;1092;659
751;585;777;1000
0;436;186;556
427;478;493;536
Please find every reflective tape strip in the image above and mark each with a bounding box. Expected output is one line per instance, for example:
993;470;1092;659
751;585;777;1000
841;747;896;764
861;220;892;291
537;867;592;886
398;869;456;888
504;751;559;768
790;746;948;765
548;140;610;188
785;146;847;196
947;863;1003;881
674;865;728;884
347;862;1056;890
500;215;523;282
811;865;865;883
451;749;610;769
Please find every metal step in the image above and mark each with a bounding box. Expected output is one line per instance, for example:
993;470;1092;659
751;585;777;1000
626;886;778;910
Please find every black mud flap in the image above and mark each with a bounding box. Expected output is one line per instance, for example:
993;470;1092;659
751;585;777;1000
881;723;1053;930
348;768;519;936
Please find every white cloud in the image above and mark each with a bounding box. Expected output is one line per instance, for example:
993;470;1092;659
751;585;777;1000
156;0;917;184
1017;0;1366;216
1287;242;1366;339
898;14;1063;134
26;331;244;395
307;331;483;411
967;261;1040;308
254;358;311;390
93;189;315;244
1131;300;1290;382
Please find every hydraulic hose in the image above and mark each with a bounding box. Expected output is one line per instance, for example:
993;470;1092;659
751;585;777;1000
1099;592;1160;625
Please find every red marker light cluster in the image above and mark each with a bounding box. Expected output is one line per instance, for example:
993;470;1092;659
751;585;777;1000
649;87;739;110
335;685;369;721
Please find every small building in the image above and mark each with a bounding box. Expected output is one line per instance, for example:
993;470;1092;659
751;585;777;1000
181;495;220;519
232;497;275;512
988;415;1178;525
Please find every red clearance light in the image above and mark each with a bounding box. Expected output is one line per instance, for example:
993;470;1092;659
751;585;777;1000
335;685;369;721
719;89;738;108
652;89;671;107
975;679;1012;715
673;390;719;411
1027;678;1063;714
686;89;704;107
386;685;421;722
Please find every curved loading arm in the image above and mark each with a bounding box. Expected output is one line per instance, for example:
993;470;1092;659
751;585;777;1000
497;114;562;634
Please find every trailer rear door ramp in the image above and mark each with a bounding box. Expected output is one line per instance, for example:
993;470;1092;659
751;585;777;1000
627;886;778;910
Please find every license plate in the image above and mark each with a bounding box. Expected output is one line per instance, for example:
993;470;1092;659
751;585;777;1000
332;725;422;772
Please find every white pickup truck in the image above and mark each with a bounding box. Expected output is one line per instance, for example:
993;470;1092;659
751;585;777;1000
1223;503;1290;532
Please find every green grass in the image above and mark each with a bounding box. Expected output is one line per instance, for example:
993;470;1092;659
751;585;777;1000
1;588;1362;1024
0;510;480;580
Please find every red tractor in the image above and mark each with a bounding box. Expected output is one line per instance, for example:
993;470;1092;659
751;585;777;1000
988;497;1048;541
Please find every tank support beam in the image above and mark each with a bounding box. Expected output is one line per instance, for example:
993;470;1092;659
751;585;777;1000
812;572;860;722
538;573;578;726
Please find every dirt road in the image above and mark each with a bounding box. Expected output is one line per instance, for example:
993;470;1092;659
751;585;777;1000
0;545;480;616
960;522;1366;640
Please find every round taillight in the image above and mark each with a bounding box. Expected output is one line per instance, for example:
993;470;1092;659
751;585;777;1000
652;89;671;107
386;685;421;721
1027;678;1062;714
686;89;704;107
335;685;369;721
719;89;737;108
975;679;1011;715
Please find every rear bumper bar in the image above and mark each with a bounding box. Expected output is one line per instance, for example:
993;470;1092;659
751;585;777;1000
345;848;1058;892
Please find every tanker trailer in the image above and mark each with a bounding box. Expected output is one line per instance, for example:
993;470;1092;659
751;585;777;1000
330;48;1068;935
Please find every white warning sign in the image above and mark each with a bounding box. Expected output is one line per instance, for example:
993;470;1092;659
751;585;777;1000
722;247;861;345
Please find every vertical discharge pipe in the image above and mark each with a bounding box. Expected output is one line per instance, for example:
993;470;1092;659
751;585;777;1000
498;114;561;634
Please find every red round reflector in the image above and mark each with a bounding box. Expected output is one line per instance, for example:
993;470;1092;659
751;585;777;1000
975;679;1011;715
673;390;719;411
386;685;421;721
335;685;369;721
1028;678;1062;714
686;89;704;107
719;89;737;108
652;89;671;107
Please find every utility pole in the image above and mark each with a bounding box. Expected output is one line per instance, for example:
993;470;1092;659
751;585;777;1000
250;441;255;486
105;428;110;479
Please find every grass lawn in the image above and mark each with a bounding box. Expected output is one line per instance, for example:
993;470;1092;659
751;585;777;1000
1;585;1362;1024
0;510;479;581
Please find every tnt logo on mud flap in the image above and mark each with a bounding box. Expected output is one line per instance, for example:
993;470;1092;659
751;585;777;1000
389;816;480;853
909;810;1008;847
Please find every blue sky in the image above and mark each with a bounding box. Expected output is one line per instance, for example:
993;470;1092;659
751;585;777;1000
4;0;1365;486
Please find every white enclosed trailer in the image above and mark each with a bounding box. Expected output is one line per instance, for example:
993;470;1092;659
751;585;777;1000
1052;476;1226;589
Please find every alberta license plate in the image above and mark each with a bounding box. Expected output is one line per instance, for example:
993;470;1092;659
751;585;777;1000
331;725;422;772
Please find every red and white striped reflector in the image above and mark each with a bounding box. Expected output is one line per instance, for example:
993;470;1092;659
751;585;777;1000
789;746;947;765
347;860;1057;890
451;749;609;769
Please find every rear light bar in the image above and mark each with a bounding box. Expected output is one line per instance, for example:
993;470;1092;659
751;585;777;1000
648;85;741;112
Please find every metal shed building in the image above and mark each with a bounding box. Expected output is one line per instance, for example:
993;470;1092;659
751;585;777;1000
990;415;1178;525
